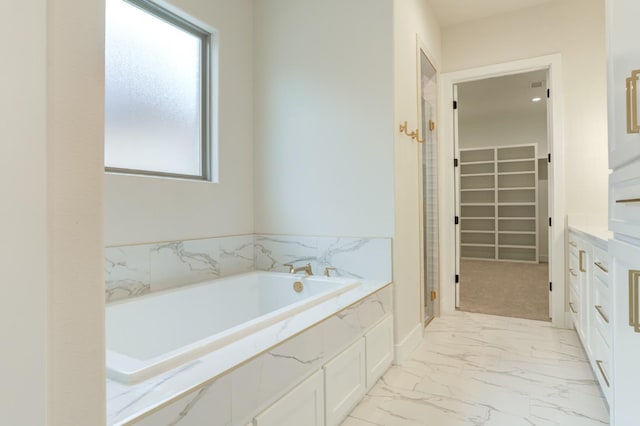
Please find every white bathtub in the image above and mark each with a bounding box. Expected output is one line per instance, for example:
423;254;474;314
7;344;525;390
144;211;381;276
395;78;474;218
106;271;360;384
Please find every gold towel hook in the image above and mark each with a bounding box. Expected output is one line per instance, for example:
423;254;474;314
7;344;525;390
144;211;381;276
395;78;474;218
399;121;417;139
414;129;425;144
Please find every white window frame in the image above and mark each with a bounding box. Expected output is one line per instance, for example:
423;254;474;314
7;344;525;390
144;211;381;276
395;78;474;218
105;0;213;181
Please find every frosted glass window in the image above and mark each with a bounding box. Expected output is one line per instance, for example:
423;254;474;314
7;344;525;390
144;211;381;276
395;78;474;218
105;0;211;179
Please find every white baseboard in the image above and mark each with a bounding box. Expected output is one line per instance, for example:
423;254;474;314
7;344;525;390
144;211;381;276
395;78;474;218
393;323;423;365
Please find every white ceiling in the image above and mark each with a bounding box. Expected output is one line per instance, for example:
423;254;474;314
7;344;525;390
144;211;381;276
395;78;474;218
428;0;557;27
457;70;548;119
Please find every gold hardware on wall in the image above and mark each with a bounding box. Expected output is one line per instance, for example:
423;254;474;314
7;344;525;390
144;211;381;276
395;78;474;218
595;305;610;324
594;261;609;273
399;121;424;143
629;270;640;332
429;120;436;131
430;290;437;301
569;302;578;314
579;250;586;272
616;198;640;203
626;70;640;134
596;360;610;388
324;266;336;277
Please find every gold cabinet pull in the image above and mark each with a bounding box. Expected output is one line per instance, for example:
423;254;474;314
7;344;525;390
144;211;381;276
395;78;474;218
594;261;608;273
595;305;610;324
569;302;578;314
616;198;640;203
596;360;611;388
626;70;640;134
630;270;640;332
579;250;586;272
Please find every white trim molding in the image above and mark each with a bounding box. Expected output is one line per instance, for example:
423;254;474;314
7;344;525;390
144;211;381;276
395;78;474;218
439;54;567;329
393;323;423;364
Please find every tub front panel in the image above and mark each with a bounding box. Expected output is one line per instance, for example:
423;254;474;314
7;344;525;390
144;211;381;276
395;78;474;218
119;285;391;426
106;272;360;384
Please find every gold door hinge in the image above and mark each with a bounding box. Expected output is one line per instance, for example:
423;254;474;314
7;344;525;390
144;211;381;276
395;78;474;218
430;290;437;301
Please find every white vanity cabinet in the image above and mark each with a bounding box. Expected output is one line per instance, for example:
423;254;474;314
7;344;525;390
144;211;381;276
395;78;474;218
568;231;591;354
607;0;640;169
607;0;640;423
365;314;394;388
567;229;612;404
610;239;640;425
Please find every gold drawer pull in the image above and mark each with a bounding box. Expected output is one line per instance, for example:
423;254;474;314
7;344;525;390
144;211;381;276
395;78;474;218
569;302;578;314
626;70;640;134
594;261;608;273
569;268;578;277
596;360;611;388
569;241;577;247
616;198;640;203
630;270;640;332
595;305;609;324
579;250;586;272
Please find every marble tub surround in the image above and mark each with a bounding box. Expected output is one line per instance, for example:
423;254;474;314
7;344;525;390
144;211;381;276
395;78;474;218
105;234;391;302
104;235;255;302
344;311;609;426
255;235;392;282
107;279;392;425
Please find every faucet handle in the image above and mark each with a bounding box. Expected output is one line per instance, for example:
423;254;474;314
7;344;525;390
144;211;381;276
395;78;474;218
283;263;295;274
324;266;337;277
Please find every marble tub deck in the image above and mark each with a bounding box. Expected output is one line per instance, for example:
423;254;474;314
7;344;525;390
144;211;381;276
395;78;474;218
343;311;609;426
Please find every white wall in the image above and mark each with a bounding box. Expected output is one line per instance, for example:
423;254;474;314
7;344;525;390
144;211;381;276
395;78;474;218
459;110;548;154
393;0;441;359
1;1;106;424
48;0;106;423
104;0;254;246
253;0;395;238
0;1;47;424
442;0;609;226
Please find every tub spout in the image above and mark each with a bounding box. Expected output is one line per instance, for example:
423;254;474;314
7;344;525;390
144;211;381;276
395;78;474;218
284;263;313;276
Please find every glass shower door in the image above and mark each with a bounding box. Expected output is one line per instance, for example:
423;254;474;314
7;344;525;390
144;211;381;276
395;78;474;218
419;49;439;325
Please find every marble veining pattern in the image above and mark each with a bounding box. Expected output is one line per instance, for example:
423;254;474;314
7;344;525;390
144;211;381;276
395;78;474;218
104;235;255;302
105;234;390;302
107;281;391;425
343;311;609;426
255;235;392;282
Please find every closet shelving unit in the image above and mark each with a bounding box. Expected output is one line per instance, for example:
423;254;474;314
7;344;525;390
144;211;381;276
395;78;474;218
459;144;538;263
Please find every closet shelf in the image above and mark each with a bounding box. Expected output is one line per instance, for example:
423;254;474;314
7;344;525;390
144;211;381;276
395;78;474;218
461;172;494;177
498;171;535;176
458;144;539;263
498;231;536;235
498;187;536;191
459;160;495;165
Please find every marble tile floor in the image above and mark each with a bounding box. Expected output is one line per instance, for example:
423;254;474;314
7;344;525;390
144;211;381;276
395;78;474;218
342;311;609;426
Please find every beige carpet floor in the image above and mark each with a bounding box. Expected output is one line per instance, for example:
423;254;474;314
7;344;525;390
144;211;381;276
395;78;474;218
458;260;550;321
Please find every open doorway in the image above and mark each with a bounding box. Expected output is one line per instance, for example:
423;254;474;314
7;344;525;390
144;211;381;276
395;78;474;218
454;70;552;322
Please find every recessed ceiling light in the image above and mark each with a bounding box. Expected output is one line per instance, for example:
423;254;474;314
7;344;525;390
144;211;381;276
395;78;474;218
531;97;542;102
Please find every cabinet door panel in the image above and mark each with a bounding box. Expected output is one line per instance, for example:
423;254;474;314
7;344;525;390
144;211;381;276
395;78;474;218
324;339;366;426
607;0;640;168
365;315;394;388
254;370;324;426
610;238;640;425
